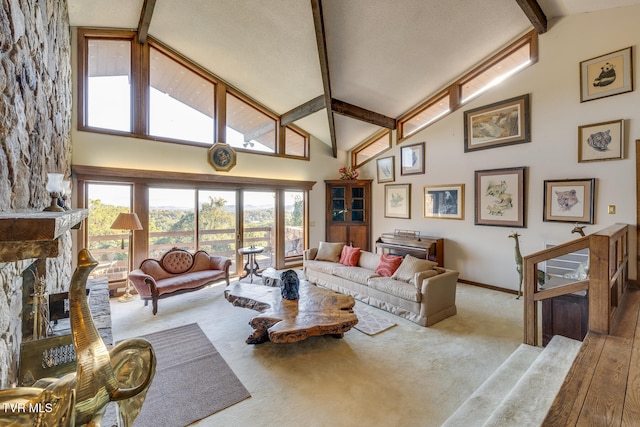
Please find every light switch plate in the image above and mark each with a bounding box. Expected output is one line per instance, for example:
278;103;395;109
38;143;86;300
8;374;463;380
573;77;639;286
608;205;616;214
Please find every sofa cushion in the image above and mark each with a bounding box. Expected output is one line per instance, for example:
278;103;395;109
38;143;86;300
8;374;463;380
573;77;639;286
368;277;421;302
375;254;403;277
358;251;380;271
316;241;344;262
332;266;379;285
304;260;342;275
155;270;225;295
339;246;361;266
161;250;194;274
391;255;438;285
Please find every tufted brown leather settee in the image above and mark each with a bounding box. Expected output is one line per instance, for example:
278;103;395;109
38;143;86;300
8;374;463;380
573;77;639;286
128;247;231;315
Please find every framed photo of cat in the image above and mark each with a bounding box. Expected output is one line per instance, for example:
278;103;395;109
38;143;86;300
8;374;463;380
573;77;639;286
543;178;595;224
578;119;624;162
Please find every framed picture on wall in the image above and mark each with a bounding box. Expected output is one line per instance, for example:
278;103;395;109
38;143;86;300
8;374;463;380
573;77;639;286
474;166;526;228
543;178;595;224
580;47;633;102
376;156;395;183
424;184;464;220
400;142;424;175
463;94;531;152
578;119;624;162
384;184;411;219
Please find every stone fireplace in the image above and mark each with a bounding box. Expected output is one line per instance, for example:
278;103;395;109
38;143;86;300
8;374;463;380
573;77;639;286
0;0;73;387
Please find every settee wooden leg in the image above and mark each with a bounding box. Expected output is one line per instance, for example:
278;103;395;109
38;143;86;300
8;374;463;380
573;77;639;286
143;300;149;307
152;298;158;315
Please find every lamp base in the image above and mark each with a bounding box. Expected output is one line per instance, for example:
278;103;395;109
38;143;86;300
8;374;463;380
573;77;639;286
118;283;136;303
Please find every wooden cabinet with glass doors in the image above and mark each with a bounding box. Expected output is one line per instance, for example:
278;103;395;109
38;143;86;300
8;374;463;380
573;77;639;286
325;180;372;251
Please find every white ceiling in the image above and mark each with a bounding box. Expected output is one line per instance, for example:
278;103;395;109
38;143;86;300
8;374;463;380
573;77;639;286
67;0;640;153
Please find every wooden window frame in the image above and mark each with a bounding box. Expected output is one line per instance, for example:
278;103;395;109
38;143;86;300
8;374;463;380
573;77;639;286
351;129;392;169
397;30;538;145
76;27;309;160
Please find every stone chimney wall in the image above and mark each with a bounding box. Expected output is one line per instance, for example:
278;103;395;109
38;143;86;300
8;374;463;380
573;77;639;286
0;0;72;387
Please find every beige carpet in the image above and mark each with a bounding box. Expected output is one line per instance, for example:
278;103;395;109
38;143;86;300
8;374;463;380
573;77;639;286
111;281;525;427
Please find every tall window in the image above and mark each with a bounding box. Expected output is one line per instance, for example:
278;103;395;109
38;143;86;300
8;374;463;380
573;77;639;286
86;183;132;281
284;191;304;258
148;188;196;258
198;190;238;274
243;191;275;270
86;39;132;132
149;47;215;144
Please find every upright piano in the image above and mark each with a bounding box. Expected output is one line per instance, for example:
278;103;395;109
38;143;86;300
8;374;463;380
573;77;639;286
375;230;444;267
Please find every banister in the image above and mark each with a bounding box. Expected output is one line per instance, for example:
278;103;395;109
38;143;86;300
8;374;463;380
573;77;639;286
523;224;629;346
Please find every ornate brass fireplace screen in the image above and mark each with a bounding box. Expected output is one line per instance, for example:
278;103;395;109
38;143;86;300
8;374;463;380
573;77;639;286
0;249;157;426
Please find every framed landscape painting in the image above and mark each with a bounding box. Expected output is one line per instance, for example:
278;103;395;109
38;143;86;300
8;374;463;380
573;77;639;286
464;94;531;152
424;184;464;220
580;47;633;102
474;166;526;228
385;184;411;219
578;119;624;162
543;178;595;224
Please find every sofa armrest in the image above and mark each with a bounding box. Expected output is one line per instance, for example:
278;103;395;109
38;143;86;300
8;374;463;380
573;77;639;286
128;269;158;298
303;248;318;261
419;270;459;316
209;256;231;273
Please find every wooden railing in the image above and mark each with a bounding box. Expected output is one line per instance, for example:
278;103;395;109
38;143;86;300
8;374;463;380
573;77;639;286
523;223;629;346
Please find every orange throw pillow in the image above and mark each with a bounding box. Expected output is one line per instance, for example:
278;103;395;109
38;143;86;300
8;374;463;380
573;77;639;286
375;254;403;277
339;246;361;266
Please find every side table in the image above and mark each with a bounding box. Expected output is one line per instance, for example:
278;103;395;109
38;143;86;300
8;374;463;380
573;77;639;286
238;246;264;283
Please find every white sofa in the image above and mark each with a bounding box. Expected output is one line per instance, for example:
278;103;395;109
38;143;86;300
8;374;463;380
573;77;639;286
303;243;459;327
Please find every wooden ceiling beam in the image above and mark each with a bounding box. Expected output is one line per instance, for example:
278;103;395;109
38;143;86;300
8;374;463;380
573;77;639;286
331;99;396;130
311;0;337;157
137;0;157;44
280;95;326;126
515;0;547;34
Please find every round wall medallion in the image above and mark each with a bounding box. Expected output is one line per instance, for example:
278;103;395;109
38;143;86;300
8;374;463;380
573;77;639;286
208;142;237;172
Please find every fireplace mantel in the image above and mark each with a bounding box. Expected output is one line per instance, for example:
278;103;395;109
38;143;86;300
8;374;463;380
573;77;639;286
0;209;88;262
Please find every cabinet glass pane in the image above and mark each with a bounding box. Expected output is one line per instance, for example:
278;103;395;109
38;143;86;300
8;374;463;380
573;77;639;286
351;187;364;198
352;211;364;222
352;199;363;210
332;187;345;198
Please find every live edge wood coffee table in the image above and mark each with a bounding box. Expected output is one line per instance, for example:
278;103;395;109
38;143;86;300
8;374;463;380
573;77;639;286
224;280;358;344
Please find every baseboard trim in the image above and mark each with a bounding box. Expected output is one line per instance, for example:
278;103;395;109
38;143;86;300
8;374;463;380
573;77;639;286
458;278;519;295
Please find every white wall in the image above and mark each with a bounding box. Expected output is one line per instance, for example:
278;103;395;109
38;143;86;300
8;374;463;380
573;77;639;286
71;5;638;292
358;5;638;290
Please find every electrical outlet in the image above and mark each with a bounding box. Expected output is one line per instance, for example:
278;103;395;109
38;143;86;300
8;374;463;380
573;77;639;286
608;205;616;214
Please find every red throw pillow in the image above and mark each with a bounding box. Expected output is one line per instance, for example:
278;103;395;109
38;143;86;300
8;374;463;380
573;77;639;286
339;246;361;266
375;254;403;277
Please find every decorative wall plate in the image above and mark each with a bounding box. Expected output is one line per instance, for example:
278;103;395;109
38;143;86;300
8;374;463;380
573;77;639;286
208;142;236;172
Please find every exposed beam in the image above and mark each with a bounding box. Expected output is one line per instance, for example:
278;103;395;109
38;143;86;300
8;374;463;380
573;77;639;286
280;95;326;126
311;0;337;157
137;0;157;44
331;99;396;130
515;0;547;34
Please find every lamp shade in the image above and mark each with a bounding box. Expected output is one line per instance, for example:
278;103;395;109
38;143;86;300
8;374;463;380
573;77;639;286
110;212;143;231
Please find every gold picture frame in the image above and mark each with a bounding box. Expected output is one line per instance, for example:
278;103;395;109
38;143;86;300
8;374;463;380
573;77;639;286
543;178;595;224
424;184;464;220
474;166;526;228
384;184;411;219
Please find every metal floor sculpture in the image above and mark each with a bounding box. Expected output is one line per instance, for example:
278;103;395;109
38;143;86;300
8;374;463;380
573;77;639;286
0;249;156;427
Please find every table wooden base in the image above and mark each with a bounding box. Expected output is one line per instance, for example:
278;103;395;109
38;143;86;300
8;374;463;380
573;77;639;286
224;280;358;344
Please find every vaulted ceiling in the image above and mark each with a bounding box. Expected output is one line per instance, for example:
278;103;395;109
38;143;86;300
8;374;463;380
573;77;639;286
67;0;640;155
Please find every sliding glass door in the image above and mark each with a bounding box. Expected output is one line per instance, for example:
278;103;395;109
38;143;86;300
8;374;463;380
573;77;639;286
198;190;238;275
242;191;275;271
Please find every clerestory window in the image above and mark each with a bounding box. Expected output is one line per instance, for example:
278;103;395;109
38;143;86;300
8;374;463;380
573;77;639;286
77;28;309;159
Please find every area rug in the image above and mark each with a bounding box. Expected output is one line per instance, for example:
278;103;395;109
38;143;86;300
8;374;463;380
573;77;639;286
353;307;396;336
132;323;251;427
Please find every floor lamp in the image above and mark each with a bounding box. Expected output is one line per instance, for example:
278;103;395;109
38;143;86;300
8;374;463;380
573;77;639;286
110;212;143;303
